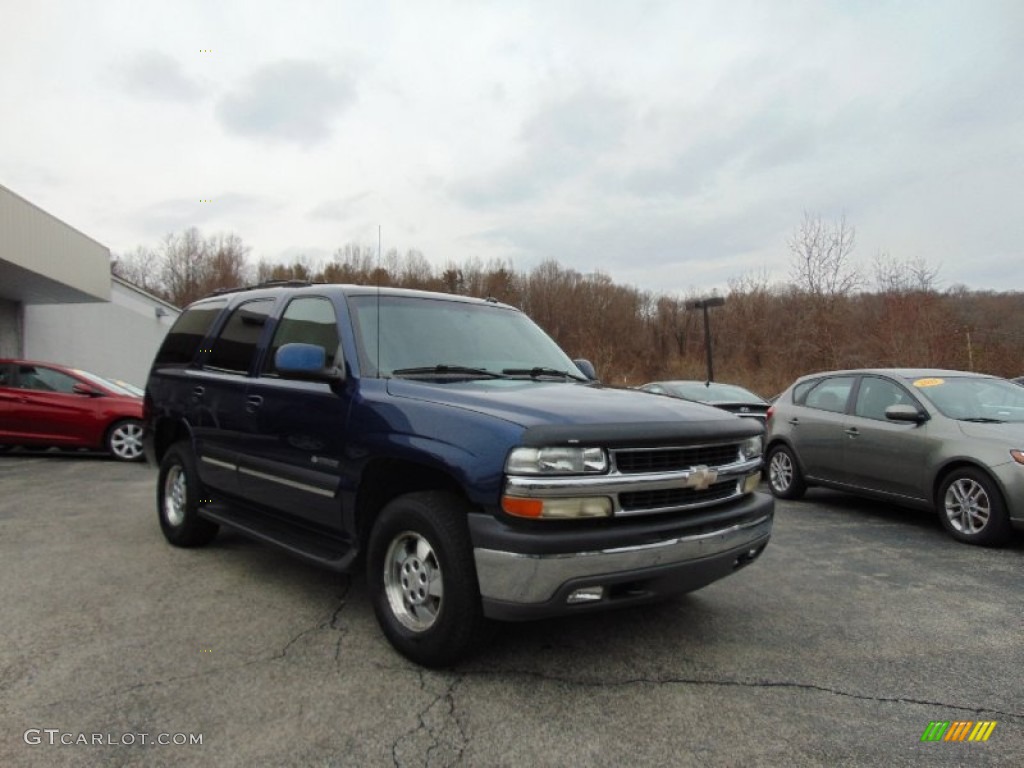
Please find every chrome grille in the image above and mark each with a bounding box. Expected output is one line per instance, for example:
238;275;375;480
503;439;761;520
613;443;740;473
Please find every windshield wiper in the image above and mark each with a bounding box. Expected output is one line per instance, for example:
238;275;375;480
960;416;1005;423
502;366;588;382
391;365;505;379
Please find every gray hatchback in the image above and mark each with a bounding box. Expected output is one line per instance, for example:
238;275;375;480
766;369;1024;546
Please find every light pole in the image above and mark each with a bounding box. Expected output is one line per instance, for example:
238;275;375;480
685;296;726;382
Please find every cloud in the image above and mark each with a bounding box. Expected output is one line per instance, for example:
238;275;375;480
449;88;631;208
308;192;372;222
115;51;204;102
131;193;278;234
215;60;355;145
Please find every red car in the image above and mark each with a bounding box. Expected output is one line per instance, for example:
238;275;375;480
0;359;145;461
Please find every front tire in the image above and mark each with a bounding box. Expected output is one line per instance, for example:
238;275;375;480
157;442;219;547
767;444;807;500
367;491;488;667
107;419;145;461
938;468;1011;546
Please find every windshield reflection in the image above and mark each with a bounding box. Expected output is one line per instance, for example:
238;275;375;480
914;377;1024;422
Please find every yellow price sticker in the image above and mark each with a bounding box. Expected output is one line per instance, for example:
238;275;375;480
913;378;945;388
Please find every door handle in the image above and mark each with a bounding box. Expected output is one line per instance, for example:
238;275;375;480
845;427;859;437
787;418;799;426
192;386;205;399
246;395;264;411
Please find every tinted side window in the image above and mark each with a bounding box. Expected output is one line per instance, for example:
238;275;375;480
18;365;78;393
854;377;912;421
792;380;815;403
263;297;340;375
803;376;855;413
205;299;275;374
154;301;226;366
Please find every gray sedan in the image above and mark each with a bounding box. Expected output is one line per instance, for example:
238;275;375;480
765;368;1024;545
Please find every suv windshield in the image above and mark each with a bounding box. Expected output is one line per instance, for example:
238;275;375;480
348;295;581;379
912;376;1024;423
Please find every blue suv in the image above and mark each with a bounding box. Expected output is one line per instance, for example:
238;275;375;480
144;283;773;666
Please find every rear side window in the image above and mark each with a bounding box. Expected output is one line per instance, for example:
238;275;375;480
17;365;78;394
802;376;855;414
205;299;275;374
263;297;340;375
154;301;226;366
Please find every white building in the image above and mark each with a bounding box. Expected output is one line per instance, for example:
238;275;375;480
1;183;178;385
24;276;179;387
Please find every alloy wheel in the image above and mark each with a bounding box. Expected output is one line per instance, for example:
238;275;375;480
770;451;793;493
944;477;990;535
383;531;444;632
163;465;187;527
110;422;144;460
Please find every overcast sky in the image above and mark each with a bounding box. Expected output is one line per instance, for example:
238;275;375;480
2;0;1022;296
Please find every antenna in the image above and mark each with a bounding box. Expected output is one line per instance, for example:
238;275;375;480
376;225;382;378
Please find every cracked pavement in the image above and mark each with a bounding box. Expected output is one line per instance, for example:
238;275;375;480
1;453;1022;766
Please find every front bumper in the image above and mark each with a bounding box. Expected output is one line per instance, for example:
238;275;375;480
471;492;773;620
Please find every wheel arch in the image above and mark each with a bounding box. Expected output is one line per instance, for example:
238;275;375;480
932;460;1008;511
150;417;195;465
354;458;469;553
766;436;805;472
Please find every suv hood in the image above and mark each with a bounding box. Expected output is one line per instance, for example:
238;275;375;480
386;379;762;442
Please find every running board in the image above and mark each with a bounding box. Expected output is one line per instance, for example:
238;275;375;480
199;503;356;572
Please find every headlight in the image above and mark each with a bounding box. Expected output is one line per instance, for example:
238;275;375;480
738;435;763;462
505;446;608;475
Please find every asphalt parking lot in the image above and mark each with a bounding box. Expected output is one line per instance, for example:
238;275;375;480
1;452;1022;767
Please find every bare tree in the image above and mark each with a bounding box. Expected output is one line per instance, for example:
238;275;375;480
111;227;1024;385
207;233;253;292
159;228;210;306
111;245;163;295
873;251;940;293
789;212;860;299
786;212;862;369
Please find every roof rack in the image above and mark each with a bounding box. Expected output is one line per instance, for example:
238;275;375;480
210;279;317;297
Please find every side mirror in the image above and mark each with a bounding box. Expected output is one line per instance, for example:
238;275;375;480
72;383;102;397
573;358;598;381
275;343;344;383
886;404;928;424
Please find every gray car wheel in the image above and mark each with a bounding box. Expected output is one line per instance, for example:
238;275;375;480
938;468;1011;546
767;444;806;500
367;490;489;667
107;419;145;461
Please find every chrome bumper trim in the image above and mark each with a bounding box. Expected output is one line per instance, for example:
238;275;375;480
473;514;772;604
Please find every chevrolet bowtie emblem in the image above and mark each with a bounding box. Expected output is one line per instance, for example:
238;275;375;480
685;465;718;491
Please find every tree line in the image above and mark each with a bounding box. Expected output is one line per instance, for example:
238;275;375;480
111;217;1024;396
